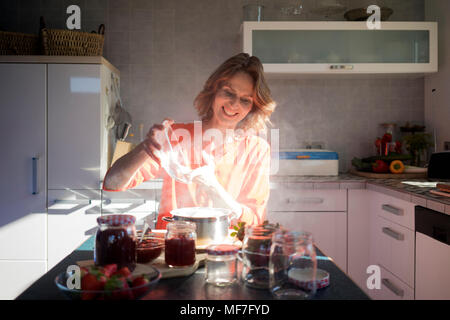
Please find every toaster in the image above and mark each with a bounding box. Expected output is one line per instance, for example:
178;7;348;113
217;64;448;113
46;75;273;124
428;152;450;179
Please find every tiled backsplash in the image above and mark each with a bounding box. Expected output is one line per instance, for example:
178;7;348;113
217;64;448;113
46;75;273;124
1;0;426;172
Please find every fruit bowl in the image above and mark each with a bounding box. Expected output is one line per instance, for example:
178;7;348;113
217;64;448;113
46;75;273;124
55;265;161;300
137;236;165;264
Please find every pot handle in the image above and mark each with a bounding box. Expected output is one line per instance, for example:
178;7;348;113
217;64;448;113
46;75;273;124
162;216;174;223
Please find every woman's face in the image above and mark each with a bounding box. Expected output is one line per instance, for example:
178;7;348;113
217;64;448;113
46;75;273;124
210;72;254;130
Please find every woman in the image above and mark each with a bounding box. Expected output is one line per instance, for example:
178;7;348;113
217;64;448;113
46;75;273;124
103;53;276;229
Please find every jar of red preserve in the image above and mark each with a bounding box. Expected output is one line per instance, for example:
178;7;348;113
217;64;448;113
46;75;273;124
165;221;196;268
94;214;137;270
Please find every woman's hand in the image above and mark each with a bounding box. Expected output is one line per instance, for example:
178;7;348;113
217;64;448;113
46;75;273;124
142;119;174;165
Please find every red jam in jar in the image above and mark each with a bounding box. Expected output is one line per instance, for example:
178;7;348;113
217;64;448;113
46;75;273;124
94;214;137;270
164;221;196;267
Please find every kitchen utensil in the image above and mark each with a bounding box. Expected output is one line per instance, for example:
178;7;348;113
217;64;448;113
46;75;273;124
139;221;150;243
163;207;232;247
269;230;317;300
110;74;132;141
243;4;264;21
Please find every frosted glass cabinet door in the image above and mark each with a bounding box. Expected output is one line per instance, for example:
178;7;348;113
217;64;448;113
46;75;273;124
48;64;102;189
243;22;438;74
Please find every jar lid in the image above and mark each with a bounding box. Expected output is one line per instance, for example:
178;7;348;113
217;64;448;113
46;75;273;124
206;244;239;256
97;214;136;227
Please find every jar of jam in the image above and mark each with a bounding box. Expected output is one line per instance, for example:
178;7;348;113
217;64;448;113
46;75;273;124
164;221;196;268
94;214;137;271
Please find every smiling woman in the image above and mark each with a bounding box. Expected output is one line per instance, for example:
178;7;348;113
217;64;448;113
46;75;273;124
103;53;277;229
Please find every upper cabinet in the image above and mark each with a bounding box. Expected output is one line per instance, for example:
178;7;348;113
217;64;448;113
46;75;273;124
242;21;438;75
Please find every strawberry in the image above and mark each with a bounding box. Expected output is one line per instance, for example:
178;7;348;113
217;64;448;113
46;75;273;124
99;264;117;278
81;273;106;300
104;276;134;300
112;267;132;279
131;276;151;298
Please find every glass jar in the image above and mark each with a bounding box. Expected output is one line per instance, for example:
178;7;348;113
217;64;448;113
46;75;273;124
164;221;197;268
205;244;239;286
240;224;279;289
269;230;317;300
94;214;137;270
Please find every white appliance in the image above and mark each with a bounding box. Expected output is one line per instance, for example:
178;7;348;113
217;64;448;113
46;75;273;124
415;206;450;300
273;149;339;176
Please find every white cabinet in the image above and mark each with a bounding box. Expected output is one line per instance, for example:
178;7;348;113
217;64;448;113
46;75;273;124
347;189;371;297
268;187;347;271
0;59;119;299
0;64;47;299
371;265;414;300
242;21;438;75
48;64;114;190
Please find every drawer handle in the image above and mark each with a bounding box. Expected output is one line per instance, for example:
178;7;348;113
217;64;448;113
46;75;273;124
286;197;324;204
54;199;92;205
382;204;403;216
382;278;404;297
382;227;404;241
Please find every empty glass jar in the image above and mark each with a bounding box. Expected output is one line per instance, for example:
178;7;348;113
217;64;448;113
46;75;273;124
269;230;317;299
205;244;239;286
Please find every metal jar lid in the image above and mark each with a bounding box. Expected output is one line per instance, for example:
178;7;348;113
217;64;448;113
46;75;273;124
206;244;239;256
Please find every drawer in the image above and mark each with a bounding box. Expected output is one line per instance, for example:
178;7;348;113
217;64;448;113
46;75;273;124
370;215;415;288
268;188;347;212
372;265;414;300
371;191;415;230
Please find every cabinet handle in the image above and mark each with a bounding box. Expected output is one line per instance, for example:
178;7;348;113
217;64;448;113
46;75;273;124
329;64;354;70
54;199;92;205
382;278;404;297
32;157;39;194
382;227;404;241
382;204;403;216
286;197;324;204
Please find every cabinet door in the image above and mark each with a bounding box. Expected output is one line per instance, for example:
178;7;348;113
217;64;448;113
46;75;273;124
0;64;47;260
0;261;47;299
267;210;347;272
47;190;101;269
347;189;372;296
47;64;102;189
374;265;414;300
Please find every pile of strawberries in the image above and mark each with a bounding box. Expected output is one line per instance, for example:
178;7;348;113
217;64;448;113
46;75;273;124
80;264;151;300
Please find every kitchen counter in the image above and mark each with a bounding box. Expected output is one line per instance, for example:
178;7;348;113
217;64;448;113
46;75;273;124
16;242;369;300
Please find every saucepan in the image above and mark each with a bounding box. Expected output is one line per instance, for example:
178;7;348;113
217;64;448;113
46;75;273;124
162;207;234;246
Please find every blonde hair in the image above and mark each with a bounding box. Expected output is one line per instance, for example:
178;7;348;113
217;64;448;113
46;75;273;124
194;53;276;132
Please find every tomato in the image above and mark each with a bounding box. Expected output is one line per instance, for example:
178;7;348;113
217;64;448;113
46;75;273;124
372;160;389;173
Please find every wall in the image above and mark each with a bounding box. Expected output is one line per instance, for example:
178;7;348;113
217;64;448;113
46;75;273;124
0;0;426;172
425;0;450;153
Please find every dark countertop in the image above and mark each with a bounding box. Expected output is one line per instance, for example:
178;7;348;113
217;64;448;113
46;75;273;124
16;245;369;300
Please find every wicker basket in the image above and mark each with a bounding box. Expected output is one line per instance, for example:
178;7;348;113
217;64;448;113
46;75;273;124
40;18;105;56
0;31;40;55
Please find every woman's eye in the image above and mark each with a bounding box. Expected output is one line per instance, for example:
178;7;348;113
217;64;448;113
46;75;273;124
241;99;252;106
224;90;235;98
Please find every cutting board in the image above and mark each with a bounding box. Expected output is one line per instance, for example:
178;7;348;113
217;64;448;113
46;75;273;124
350;168;427;179
429;190;450;198
77;253;206;279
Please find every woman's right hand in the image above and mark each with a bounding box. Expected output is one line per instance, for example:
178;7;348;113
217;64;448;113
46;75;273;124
142;119;174;165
